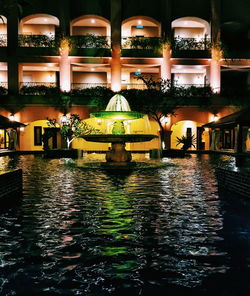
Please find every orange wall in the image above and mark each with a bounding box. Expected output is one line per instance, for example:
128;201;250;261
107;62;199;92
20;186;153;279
73;72;107;84
22;24;55;35
72;26;107;36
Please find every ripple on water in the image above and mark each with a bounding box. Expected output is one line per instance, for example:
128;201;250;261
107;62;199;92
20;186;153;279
0;154;249;295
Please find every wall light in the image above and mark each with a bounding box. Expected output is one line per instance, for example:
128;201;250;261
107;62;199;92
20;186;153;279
60;114;70;125
9;114;15;121
212;114;219;122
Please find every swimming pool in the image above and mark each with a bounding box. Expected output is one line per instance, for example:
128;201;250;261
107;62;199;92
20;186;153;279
0;154;249;295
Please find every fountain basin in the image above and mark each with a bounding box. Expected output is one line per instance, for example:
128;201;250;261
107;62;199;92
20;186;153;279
90;111;144;120
82;134;157;143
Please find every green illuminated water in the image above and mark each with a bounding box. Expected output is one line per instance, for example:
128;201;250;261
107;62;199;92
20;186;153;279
0;154;249;296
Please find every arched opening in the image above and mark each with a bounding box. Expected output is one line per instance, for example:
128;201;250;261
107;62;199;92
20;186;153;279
71;15;110;36
171;120;209;150
122;16;161;38
172;17;210;50
20;14;59;35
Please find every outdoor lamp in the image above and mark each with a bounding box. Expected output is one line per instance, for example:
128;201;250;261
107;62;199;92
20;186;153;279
9;114;15;121
60;114;70;125
212;114;219;122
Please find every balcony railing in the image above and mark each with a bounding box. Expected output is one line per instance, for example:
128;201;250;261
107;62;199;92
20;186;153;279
122;37;162;50
174;83;209;88
70;35;110;48
0;34;7;47
19;82;58;95
71;83;111;89
173;37;211;51
122;83;147;90
18;34;56;47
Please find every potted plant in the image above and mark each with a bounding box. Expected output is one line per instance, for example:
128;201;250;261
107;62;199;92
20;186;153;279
176;134;196;151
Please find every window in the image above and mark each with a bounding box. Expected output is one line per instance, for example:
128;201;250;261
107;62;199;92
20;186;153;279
34;126;42;146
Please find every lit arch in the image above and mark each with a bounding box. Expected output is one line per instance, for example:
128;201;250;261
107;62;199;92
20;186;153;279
171;120;209;150
122;16;161;37
172;17;210;37
19;14;59;34
70;15;111;36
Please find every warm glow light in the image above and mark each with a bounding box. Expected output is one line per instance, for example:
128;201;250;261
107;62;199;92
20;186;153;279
60;114;70;125
91;19;96;24
137;20;142;25
137;69;141;72
9;114;15;121
44;18;47;22
160;116;170;125
212;114;219;122
91;68;95;71
20;127;24;132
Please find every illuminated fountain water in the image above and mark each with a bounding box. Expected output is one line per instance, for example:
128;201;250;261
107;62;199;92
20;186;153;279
82;94;157;165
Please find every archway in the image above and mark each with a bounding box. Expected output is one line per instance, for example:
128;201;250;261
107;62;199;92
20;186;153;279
172;17;210;39
122;16;161;38
19;14;59;35
70;15;110;36
171;120;209;150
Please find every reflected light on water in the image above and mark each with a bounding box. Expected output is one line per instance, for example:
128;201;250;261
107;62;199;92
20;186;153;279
0;154;249;295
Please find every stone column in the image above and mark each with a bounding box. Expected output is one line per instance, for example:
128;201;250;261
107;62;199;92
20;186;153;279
210;0;221;93
161;45;171;81
160;0;172;83
7;0;19;95
164;130;173;150
59;41;71;92
110;0;121;92
236;124;243;153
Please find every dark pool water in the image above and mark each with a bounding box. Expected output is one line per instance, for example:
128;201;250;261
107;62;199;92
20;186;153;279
0;154;249;296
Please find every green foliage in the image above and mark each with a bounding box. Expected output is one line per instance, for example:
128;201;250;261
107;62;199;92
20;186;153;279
70;34;109;49
70;86;114;109
176;135;196;150
123;37;162;50
20;85;60;96
52;95;72;115
172;37;211;51
18;34;55;47
47;114;102;149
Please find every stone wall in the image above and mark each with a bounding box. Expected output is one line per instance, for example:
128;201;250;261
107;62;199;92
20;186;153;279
216;168;250;199
0;169;23;204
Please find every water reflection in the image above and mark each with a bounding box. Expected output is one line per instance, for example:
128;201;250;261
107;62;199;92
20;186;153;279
0;155;249;295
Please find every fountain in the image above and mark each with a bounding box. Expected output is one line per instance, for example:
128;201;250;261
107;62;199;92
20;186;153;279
82;94;157;165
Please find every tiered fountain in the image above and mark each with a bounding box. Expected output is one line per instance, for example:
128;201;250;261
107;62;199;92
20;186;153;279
82;94;157;165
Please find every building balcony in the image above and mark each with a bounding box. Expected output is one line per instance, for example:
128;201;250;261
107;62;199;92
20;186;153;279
69;35;111;56
172;37;211;58
71;83;111;89
121;83;147;90
18;34;56;47
19;82;58;95
0;34;7;47
121;37;162;57
70;35;110;48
